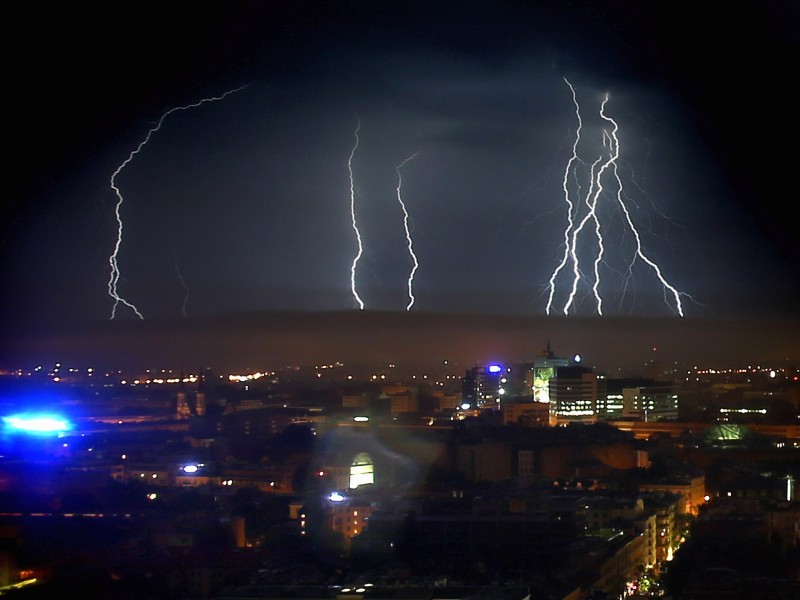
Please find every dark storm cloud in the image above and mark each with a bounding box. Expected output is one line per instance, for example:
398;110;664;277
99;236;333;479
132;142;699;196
1;1;798;370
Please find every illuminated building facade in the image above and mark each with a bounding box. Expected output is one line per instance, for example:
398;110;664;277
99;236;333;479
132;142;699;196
461;364;506;409
638;474;706;517
598;379;678;422
177;380;191;419
195;373;206;416
349;452;374;488
325;500;375;551
640;492;685;575
176;370;206;419
548;365;604;426
528;343;570;405
623;384;677;421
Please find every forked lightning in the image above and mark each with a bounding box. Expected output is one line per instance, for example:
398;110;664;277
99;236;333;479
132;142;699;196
107;86;247;319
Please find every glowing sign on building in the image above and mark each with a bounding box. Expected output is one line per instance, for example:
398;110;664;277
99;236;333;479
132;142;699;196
530;348;570;404
349;452;374;488
532;366;555;404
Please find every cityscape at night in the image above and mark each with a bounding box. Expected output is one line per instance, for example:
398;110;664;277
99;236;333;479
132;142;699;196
0;349;798;599
1;1;798;599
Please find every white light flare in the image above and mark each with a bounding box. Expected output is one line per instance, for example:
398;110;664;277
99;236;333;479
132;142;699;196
348;118;365;310
546;79;687;316
395;153;420;310
107;85;248;319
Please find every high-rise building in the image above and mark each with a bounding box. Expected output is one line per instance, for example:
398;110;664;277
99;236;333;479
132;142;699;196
528;342;570;404
461;364;506;409
549;365;605;426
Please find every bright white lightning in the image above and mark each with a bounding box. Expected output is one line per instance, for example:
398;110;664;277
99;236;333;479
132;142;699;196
602;106;686;316
563;153;607;315
545;78;582;315
546;79;686;316
563;100;618;316
395;153;420;310
107;85;248;319
348;118;365;310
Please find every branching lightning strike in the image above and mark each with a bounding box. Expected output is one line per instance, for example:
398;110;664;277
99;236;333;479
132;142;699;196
348;118;365;310
395;153;420;310
545;78;686;316
107;85;248;319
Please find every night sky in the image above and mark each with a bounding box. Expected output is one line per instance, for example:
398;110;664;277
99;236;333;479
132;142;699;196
2;2;798;371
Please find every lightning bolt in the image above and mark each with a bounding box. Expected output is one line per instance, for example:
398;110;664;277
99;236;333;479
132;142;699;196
107;85;248;319
174;249;190;317
395;153;420;310
348;118;365;310
563;125;614;316
546;78;582;316
601;104;686;316
546;78;687;316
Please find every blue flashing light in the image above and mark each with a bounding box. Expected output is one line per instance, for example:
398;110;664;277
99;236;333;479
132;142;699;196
487;364;502;373
2;413;71;435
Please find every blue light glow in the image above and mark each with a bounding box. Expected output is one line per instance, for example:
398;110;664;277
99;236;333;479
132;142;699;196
2;413;71;435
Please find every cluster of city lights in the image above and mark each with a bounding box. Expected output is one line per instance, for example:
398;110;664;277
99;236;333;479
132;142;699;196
228;371;275;383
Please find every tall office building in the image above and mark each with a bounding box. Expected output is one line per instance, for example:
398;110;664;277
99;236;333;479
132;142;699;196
461;364;506;409
528;342;571;404
548;365;605;426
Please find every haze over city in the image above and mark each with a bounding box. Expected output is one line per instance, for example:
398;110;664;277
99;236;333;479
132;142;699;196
2;1;798;372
